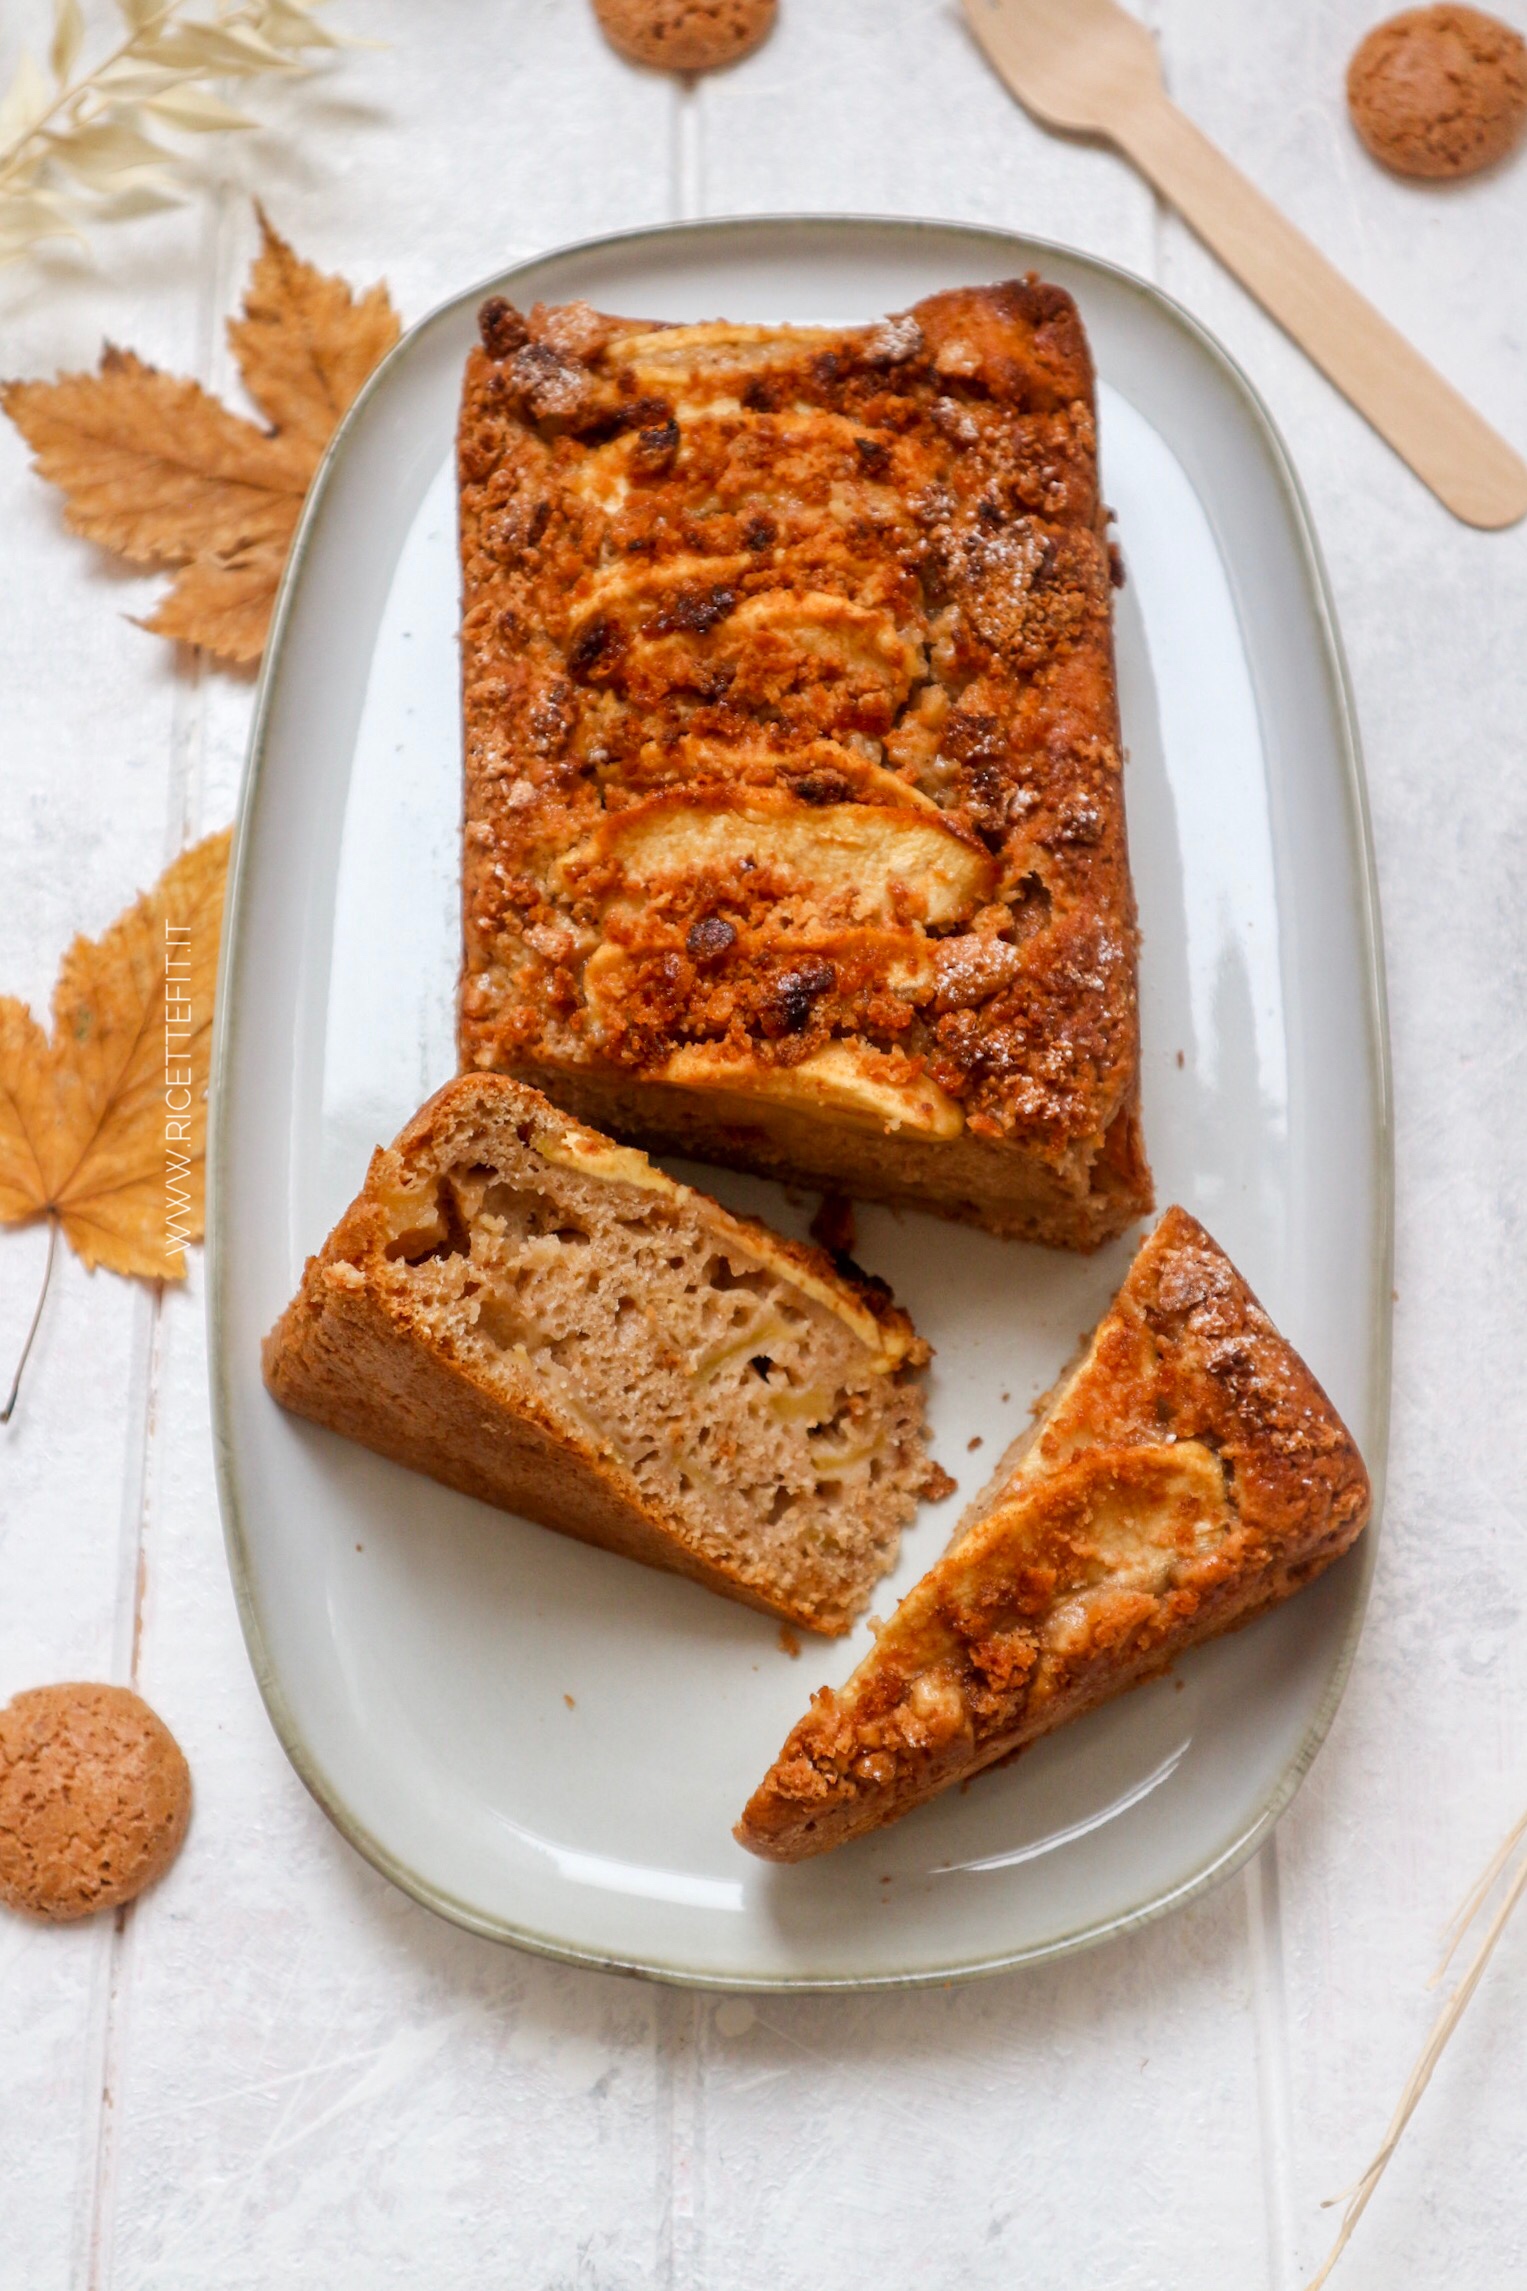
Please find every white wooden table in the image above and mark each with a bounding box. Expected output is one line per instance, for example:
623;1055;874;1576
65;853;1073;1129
3;3;1525;2283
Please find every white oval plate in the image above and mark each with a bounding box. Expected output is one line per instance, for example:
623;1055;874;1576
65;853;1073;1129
210;217;1391;1989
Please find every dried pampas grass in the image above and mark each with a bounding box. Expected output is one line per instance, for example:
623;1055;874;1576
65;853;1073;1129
1305;1804;1527;2287
0;0;354;266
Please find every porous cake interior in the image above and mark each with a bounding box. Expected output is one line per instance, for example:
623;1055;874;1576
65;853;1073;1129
368;1114;928;1629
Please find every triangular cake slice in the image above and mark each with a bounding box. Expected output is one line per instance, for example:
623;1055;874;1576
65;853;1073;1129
736;1207;1371;1857
263;1074;936;1634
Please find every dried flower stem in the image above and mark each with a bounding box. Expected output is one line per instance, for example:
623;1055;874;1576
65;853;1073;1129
0;10;160;195
1;1214;58;1424
1305;1810;1527;2288
1432;1805;1527;1982
0;5;175;196
0;0;349;265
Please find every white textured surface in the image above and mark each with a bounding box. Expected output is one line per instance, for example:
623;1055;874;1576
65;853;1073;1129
0;0;1523;2283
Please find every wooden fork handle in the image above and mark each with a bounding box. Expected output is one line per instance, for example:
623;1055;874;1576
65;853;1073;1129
1113;92;1527;529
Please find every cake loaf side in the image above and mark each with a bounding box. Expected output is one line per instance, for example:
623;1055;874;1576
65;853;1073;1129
456;280;1151;1247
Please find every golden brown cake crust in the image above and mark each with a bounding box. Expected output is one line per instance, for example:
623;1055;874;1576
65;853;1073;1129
262;1074;934;1635
736;1207;1372;1859
456;280;1151;1247
0;1684;191;1921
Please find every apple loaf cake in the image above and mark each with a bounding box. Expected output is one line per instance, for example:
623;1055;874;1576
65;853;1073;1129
736;1207;1371;1857
456;278;1151;1246
262;1075;936;1634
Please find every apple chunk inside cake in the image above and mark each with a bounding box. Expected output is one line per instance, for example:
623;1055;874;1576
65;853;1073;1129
263;1075;937;1634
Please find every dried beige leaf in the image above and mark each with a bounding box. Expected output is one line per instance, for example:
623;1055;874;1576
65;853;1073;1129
137;23;291;74
143;541;284;663
0;830;230;1280
49;0;86;89
2;5;353;275
0;52;52;151
141;84;256;132
229;209;400;454
261;0;345;51
0;187;75;256
49;120;173;184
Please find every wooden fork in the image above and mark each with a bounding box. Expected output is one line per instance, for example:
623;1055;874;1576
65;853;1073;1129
963;0;1527;529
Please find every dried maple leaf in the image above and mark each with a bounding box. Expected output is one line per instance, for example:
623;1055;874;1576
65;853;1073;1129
0;829;230;1283
144;540;287;667
229;204;401;457
0;214;399;664
0;347;312;565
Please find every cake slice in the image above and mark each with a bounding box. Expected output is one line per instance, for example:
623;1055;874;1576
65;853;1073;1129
262;1075;935;1634
456;279;1151;1247
736;1207;1371;1857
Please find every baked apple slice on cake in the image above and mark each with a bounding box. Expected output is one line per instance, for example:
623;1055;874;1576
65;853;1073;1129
736;1207;1370;1858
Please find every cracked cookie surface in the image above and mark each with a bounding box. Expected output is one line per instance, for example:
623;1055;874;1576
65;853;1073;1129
1348;6;1527;177
0;1684;191;1921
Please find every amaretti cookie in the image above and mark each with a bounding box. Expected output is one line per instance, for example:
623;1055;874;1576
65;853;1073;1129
593;0;777;73
263;1074;936;1634
0;1684;191;1920
737;1207;1371;1858
456;280;1151;1248
1348;6;1527;178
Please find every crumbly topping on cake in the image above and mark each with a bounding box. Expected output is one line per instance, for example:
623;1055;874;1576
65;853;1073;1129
736;1208;1372;1857
456;281;1146;1198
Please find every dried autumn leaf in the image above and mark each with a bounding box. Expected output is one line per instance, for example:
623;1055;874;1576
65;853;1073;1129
0;829;230;1281
0;216;399;662
0;345;312;566
143;540;285;664
229;207;400;455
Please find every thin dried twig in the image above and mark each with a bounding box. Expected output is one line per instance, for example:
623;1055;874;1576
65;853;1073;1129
0;0;351;266
1431;1805;1527;1985
1;1214;57;1423
1305;1811;1527;2289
